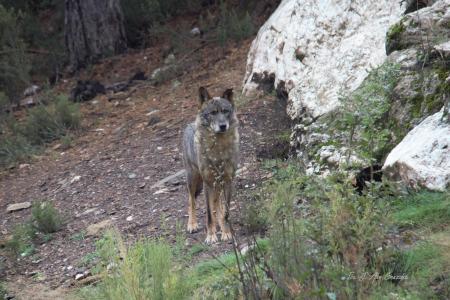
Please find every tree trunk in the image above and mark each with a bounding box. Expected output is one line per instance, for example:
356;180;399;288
64;0;127;71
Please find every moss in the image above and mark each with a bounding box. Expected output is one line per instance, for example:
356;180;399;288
386;21;406;54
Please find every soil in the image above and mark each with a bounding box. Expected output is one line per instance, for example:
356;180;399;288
0;38;290;299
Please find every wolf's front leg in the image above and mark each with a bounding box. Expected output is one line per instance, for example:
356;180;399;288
219;180;233;241
204;183;219;244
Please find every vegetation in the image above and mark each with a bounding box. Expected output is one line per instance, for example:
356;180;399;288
0;282;7;299
6;201;63;257
216;1;255;47
0;94;80;167
333;62;402;164
79;230;188;300
74;161;449;299
0;4;30;101
31;201;64;234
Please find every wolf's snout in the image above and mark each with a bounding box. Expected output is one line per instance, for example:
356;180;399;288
219;124;227;132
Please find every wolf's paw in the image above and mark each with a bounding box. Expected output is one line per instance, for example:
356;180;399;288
187;222;199;233
205;233;218;244
221;231;232;241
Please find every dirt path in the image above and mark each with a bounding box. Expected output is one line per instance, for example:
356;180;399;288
0;41;290;298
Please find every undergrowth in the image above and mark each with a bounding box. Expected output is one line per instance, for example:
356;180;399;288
78;230;188;300
5;201;63;257
0;93;80;168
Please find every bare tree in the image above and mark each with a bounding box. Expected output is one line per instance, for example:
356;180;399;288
64;0;127;71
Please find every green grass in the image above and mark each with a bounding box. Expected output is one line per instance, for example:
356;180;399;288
187;243;207;256
392;191;450;230
70;231;86;241
188;252;241;300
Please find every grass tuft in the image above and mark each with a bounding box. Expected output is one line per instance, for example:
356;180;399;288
31;201;63;234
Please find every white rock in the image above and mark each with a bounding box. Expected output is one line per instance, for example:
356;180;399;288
126;215;133;222
242;0;404;119
6;202;31;212
383;109;450;191
23;85;40;97
190;27;201;36
70;175;81;183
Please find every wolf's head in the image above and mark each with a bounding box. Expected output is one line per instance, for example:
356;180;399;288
197;87;236;134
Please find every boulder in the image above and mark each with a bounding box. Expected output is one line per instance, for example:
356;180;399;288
386;0;450;54
383;109;450;191
242;0;404;120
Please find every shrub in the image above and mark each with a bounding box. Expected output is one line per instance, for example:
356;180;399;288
22;95;80;145
121;0;202;47
333;62;401;163
0;93;80;167
79;230;188;300
5;223;36;257
0;4;31;102
216;1;255;46
31;201;63;234
0;134;36;168
0;282;7;299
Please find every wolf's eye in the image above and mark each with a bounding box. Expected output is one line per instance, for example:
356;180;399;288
211;110;218;115
222;109;230;114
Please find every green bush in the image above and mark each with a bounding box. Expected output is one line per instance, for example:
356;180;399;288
5;223;36;256
0;134;36;167
31;201;63;234
0;4;31;102
121;0;202;47
0;93;80;167
79;230;188;300
333;62;401;163
217;2;255;46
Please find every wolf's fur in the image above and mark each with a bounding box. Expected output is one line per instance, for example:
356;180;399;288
182;87;239;244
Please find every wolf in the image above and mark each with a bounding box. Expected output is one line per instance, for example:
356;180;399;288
182;87;239;244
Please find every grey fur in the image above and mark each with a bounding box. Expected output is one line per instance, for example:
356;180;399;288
182;87;239;244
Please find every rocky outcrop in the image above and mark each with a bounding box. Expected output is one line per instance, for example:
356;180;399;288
383;109;449;191
386;0;450;54
242;0;404;120
294;1;449;174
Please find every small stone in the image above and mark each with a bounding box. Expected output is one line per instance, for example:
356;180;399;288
146;109;160;117
19;163;31;169
147;115;161;126
157;146;163;151
126;216;133;222
75;273;85;280
128;173;137;179
139;182;146;189
190;27;201;36
7;202;31;212
153;188;169;195
70;175;81;183
164;53;176;65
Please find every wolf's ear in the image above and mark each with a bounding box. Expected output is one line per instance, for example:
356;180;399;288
222;88;234;105
198;87;211;106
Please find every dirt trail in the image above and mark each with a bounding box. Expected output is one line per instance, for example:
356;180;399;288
0;41;290;297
